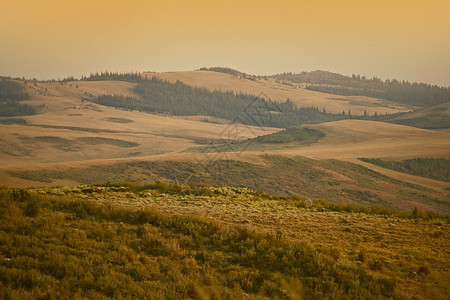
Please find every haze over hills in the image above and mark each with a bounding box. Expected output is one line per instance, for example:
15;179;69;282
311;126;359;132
2;0;450;297
1;68;450;298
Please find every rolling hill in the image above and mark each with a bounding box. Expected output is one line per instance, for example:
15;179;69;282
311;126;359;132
0;73;449;214
383;102;450;129
1;70;450;299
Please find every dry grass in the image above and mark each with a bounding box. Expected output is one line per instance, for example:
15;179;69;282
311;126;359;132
274;120;450;161
24;185;450;299
0;79;276;166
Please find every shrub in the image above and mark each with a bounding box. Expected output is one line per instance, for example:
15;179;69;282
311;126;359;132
23;198;40;218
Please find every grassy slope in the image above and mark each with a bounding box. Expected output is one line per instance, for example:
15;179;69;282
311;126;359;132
360;158;450;182
383;103;450;129
189;128;325;153
279;120;450;161
9;155;450;214
0;186;448;299
0;79;276;165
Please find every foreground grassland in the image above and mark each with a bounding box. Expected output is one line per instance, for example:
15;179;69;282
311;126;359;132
0;185;449;299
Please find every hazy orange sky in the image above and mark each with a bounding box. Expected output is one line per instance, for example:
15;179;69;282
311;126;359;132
1;0;449;86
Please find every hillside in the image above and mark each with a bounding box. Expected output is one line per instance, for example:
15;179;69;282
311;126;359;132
4;154;450;214
195;68;450;107
0;185;448;299
382;103;450;129
80;71;450;130
360;158;449;182
151;71;412;115
0;79;276;166
280;120;450;160
2;78;447;169
88;79;344;129
269;70;450;107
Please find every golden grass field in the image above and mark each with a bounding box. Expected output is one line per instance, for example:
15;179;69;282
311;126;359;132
280;120;450;160
0;75;449;210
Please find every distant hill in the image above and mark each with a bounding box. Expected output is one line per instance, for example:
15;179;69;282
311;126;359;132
199;68;450;107
84;73;449;130
86;75;350;128
81;70;413;116
271;70;450;107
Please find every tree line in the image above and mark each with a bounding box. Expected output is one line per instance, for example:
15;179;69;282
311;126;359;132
0;78;30;102
198;67;247;78
81;71;146;83
0;102;35;117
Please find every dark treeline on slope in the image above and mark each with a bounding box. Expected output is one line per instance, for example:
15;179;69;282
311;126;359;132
80;71;146;83
0;78;30;102
198;67;247;77
360;158;450;182
0;102;35;117
0;78;35;116
89;77;350;128
271;70;450;107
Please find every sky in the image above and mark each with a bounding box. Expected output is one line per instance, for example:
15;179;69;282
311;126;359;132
1;0;449;86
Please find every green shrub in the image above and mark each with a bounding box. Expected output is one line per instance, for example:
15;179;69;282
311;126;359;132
23;198;40;218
